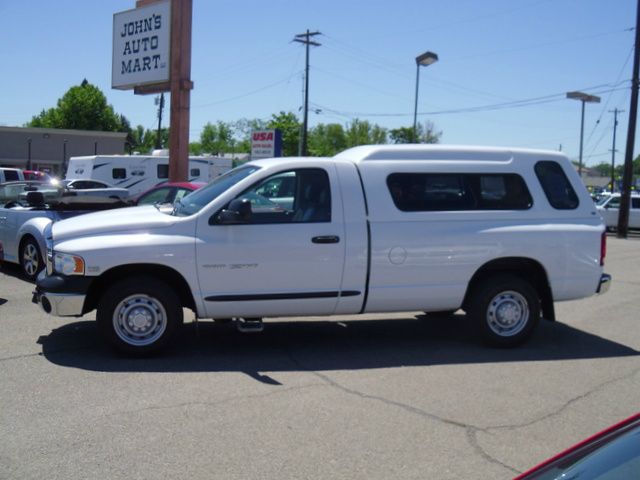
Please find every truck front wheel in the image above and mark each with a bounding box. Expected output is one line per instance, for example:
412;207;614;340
468;274;540;348
97;277;182;355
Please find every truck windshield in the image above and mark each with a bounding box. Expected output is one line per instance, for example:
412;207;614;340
172;165;261;217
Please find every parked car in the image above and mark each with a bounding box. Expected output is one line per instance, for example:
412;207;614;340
514;412;640;479
596;193;640;230
0;167;25;183
22;170;54;182
0;181;128;279
60;179;130;201
134;181;205;206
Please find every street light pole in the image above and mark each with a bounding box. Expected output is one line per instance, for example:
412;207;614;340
609;108;623;193
413;51;438;143
62;139;67;177
566;91;601;177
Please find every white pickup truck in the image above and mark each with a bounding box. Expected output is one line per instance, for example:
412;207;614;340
34;145;611;355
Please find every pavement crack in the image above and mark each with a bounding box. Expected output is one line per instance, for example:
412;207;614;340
0;352;45;362
100;382;327;419
282;347;520;474
486;365;640;432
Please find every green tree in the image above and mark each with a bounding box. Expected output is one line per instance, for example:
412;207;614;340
267;112;300;156
233;118;267;153
27;79;127;132
592;162;613;177
344;119;387;147
127;125;166;154
308;123;347;156
390;121;441;144
189;141;203;155
200;121;234;154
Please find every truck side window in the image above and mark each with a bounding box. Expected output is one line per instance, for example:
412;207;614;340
387;173;532;211
236;168;331;224
534;161;579;210
4;170;19;181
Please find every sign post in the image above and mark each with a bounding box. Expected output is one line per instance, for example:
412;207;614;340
112;0;193;182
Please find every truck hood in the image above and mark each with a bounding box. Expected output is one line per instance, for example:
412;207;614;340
52;205;178;241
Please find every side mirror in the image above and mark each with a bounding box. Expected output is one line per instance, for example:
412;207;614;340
215;198;253;225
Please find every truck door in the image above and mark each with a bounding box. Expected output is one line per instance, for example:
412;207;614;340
195;166;349;319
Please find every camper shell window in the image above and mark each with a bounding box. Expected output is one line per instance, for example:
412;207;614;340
387;173;533;211
190;168;201;177
534;161;579;210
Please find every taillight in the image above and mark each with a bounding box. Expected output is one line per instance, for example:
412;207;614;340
600;231;607;266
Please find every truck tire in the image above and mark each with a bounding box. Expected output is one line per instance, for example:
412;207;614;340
468;274;540;348
97;276;182;356
20;236;43;281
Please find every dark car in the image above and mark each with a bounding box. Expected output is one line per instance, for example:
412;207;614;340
134;181;205;206
515;412;640;479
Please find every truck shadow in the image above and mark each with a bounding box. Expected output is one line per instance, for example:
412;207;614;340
0;263;32;283
37;314;639;381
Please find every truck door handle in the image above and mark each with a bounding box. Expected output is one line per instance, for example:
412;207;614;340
312;235;340;244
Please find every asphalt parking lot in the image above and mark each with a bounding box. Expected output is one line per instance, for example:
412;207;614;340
1;235;639;480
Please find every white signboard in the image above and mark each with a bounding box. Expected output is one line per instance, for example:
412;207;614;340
251;130;282;159
112;1;171;90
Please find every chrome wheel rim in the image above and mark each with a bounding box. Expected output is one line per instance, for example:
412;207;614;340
486;290;529;337
113;294;167;347
22;243;39;277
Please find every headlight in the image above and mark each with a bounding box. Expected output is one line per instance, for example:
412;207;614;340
53;252;85;276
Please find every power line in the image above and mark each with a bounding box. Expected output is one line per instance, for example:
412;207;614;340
313;84;629;119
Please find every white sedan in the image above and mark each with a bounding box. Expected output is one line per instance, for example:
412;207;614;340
60;179;130;201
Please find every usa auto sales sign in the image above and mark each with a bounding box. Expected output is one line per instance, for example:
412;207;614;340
112;0;171;89
251;130;283;159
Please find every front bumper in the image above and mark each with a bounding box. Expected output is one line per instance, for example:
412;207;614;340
596;273;612;295
33;271;93;317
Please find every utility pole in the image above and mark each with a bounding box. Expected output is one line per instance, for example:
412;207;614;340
609;108;624;193
155;92;165;150
293;30;321;156
618;0;640;237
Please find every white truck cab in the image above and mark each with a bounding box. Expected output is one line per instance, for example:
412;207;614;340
34;145;611;355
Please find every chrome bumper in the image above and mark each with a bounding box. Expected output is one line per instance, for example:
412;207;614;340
597;274;612;295
33;290;86;317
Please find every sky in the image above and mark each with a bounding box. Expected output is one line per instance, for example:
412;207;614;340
0;0;637;166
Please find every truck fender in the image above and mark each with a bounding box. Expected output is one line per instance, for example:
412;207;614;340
462;257;556;321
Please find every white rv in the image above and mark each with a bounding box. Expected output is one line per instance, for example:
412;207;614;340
65;153;233;197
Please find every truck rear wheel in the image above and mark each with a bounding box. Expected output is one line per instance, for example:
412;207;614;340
97;276;182;355
468;274;540;348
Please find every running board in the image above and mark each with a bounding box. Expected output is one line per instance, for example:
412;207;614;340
236;317;264;333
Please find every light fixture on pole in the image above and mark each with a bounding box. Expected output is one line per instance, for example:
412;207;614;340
413;51;438;143
566;91;601;177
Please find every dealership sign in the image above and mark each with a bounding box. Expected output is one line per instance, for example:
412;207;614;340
112;0;171;90
251;130;283;159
